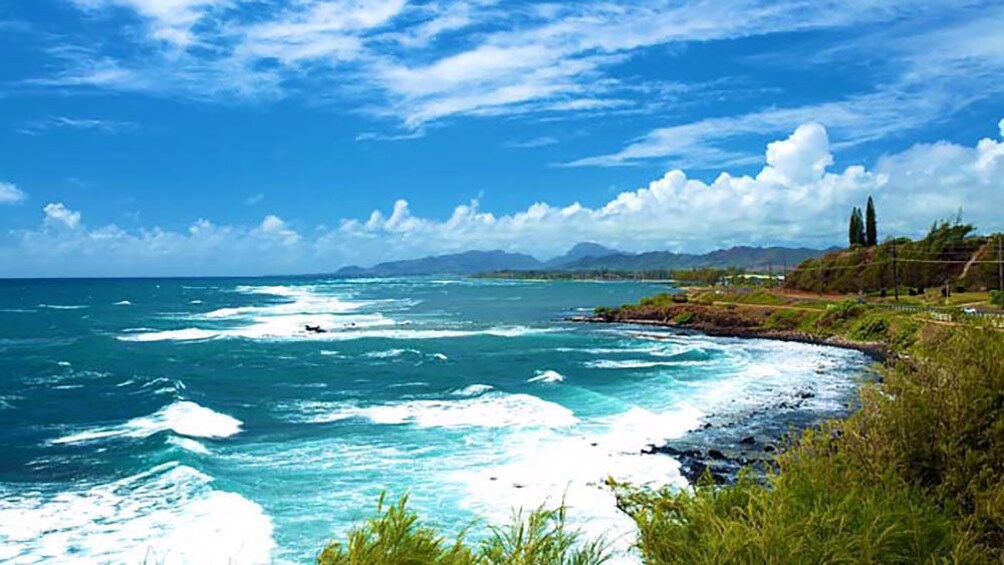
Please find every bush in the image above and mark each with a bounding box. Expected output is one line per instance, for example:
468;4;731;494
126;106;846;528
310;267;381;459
317;495;610;565
673;311;695;325
991;290;1004;307
615;326;1004;564
763;309;805;330
849;313;889;341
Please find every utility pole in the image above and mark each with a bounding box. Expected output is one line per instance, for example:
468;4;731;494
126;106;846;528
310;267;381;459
998;234;1003;293
892;239;900;302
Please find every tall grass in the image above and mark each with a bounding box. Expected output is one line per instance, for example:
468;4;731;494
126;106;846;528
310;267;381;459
316;495;610;565
614;325;1003;563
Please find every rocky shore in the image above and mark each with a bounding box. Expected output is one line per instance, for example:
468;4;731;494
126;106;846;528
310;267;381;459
571;303;886;484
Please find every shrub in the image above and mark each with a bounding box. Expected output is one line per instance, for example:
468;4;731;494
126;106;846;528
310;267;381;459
317;494;474;565
991;290;1004;307
673;311;695;325
763;309;804;330
849;313;889;341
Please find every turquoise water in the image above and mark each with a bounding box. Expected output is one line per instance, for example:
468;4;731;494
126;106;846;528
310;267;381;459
0;277;869;563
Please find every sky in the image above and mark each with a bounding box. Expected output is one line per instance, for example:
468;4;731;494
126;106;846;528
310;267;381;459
0;0;1002;277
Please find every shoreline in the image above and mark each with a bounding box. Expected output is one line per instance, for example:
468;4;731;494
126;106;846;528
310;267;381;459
569;315;890;362
569;308;886;484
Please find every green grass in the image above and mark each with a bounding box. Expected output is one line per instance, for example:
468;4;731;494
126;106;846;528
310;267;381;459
317;495;610;565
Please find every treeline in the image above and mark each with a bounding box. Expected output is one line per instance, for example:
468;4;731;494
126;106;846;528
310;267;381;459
474;269;677;280
787;218;1004;293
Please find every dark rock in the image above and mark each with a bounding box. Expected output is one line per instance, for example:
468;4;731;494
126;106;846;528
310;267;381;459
764;445;777;453
740;435;756;445
708;449;727;460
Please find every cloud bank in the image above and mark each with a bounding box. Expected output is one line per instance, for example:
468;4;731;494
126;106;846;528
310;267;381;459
2;119;1002;277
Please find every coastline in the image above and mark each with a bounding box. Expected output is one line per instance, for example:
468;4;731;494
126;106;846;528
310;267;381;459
568;314;890;361
569;302;889;484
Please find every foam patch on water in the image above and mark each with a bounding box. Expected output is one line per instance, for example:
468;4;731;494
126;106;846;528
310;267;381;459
113;300;132;306
51;401;242;445
120;324;557;343
167;436;211;455
293;391;577;429
37;304;88;310
528;369;565;383
0;462;275;564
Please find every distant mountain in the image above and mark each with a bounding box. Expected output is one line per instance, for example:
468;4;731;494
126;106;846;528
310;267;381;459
544;242;622;268
334;244;834;278
334;250;543;278
556;246;834;272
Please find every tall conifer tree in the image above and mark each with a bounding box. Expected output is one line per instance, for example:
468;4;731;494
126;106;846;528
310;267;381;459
866;196;877;246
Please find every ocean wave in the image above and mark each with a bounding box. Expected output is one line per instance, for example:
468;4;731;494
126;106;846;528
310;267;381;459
120;324;557;343
119;328;220;342
0;462;274;564
450;384;494;396
167;436;211;455
37;304;88;310
583;359;699;370
294;391;577;429
50;401;242;445
113;300;133;306
528;369;565;383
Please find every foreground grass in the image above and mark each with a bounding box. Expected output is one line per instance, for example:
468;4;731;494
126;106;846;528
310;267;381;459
317;322;1003;564
316;495;610;565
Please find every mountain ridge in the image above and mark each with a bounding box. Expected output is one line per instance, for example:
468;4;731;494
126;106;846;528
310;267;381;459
333;244;834;278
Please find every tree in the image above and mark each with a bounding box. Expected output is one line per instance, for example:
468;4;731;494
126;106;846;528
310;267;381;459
855;207;866;246
866;196;877;246
849;208;857;246
849;207;866;247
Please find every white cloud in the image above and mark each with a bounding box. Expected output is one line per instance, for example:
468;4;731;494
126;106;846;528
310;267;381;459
3;118;1003;276
0;182;27;204
19;116;137;135
43;202;82;229
257;214;300;246
506;136;558;149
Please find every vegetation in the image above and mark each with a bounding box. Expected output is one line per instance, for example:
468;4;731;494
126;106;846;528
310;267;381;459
317;495;610;565
788;216;1002;295
612;324;1004;563
848;206;866;247
866;196;878;247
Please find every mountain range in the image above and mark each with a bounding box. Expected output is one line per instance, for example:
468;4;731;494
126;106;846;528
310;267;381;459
333;243;833;278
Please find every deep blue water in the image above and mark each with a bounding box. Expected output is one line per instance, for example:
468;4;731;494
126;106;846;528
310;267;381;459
0;277;870;563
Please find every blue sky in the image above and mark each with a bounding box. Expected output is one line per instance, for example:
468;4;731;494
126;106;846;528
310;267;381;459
0;0;1002;276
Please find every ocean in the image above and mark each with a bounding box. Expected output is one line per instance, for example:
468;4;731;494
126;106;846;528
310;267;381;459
0;277;870;563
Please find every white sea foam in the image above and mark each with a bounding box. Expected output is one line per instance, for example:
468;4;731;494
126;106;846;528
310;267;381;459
451;384;494;396
0;462;275;564
584;359;698;369
296;391;577;429
432;353;448;361
120;324;555;343
167;436;211;455
37;304;88;310
119;328;220;342
113;300;132;306
528;369;565;383
51;401;242;445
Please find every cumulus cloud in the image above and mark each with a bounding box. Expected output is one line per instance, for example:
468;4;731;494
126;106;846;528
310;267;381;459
43;202;82;229
2;119;1003;277
0;182;27;204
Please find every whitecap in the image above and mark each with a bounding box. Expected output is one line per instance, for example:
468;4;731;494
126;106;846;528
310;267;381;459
0;462;274;564
51;401;242;445
37;304;88;310
528;369;565;383
295;391;576;429
113;300;132;306
118;328;220;342
167;436;211;455
450;384;493;396
432;353;448;361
